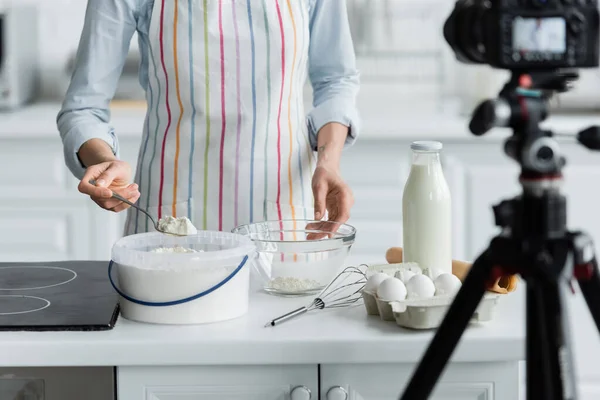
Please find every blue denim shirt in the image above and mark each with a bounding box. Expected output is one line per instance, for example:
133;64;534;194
57;0;360;179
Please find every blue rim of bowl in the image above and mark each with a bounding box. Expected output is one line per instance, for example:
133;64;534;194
231;219;356;244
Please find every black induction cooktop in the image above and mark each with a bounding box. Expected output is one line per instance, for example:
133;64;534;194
0;261;119;331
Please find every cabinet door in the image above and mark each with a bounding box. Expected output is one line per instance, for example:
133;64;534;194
0;198;91;262
320;362;519;400
117;365;318;400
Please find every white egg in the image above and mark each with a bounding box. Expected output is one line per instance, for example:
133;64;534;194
434;273;462;296
406;274;436;299
376;277;407;301
364;272;389;293
395;269;416;284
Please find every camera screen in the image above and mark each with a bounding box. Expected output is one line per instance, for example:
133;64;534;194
512;17;566;54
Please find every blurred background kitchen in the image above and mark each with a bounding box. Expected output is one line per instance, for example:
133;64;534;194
2;0;600;398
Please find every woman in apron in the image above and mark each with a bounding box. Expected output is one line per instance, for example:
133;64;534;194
58;0;359;234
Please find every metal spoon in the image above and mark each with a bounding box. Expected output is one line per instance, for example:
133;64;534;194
88;179;185;236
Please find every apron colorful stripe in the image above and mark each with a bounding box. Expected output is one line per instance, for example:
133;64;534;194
262;0;272;222
294;1;307;219
298;2;314;176
157;0;172;220
286;0;299;238
232;0;242;228
135;66;154;233
172;0;185;217
187;0;196;220
145;41;162;232
274;0;285;227
201;0;211;230
218;0;227;231
248;0;257;223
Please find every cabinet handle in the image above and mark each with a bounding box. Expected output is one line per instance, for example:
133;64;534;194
326;386;348;400
290;385;312;400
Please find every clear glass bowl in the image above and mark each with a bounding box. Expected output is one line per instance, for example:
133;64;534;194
232;220;356;296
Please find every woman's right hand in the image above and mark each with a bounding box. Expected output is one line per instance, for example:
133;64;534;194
78;160;140;212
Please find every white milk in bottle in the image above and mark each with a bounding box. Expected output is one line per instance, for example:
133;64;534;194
402;141;452;279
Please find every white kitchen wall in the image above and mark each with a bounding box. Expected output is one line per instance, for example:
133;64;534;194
9;0;600;110
24;0;463;110
36;0;88;99
11;0;140;100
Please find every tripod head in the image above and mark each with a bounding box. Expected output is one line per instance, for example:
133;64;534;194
469;70;600;177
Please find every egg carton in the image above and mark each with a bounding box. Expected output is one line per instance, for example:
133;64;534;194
367;262;423;277
363;263;501;330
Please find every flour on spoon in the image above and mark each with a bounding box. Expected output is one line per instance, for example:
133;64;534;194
157;216;198;235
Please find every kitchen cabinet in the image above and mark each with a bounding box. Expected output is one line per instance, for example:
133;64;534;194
117;362;520;400
117;365;318;400
320;363;519;400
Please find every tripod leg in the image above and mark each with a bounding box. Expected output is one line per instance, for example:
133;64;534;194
528;277;578;400
399;250;492;400
526;280;554;400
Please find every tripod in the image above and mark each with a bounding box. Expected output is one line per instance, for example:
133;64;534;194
399;71;600;400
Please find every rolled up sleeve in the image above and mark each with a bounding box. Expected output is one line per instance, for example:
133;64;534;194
307;0;360;150
57;0;138;179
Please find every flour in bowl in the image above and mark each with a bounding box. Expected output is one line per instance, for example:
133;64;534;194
157;216;198;235
150;246;200;253
268;277;322;292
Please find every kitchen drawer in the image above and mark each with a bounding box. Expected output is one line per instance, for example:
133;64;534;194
0;198;91;262
118;365;318;400
0;139;75;198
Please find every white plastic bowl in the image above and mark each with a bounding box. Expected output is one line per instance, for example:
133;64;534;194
111;231;255;325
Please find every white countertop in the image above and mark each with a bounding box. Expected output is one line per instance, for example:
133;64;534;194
2;102;600;141
0;289;525;367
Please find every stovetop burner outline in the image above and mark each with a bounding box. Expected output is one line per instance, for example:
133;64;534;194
0;295;51;315
0;266;77;291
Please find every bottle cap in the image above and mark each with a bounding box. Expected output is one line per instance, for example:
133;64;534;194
411;141;443;152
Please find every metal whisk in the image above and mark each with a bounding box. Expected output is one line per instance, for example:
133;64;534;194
264;265;367;327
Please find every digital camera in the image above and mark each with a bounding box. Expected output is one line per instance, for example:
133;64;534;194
444;0;600;70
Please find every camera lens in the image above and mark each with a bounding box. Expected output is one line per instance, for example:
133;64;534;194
443;0;489;64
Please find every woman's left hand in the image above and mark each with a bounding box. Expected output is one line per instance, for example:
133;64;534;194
311;165;354;223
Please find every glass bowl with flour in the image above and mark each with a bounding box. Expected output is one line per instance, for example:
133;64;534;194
232;220;356;297
111;229;255;325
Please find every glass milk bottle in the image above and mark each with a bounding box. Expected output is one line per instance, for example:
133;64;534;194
402;141;452;279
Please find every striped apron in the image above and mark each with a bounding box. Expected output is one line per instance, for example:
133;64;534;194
125;0;316;235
